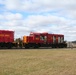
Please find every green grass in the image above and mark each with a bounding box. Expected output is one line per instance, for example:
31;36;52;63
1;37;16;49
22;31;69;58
0;48;76;75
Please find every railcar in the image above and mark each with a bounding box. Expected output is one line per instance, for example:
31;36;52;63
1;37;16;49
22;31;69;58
0;30;14;48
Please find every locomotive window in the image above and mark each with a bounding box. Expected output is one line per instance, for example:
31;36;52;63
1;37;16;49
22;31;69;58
40;36;44;40
40;36;47;41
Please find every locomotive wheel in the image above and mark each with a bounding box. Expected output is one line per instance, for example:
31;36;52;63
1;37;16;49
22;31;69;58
34;45;39;48
7;43;12;49
24;44;29;49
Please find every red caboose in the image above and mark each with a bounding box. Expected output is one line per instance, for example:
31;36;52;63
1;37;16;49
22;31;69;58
0;30;14;48
23;32;67;48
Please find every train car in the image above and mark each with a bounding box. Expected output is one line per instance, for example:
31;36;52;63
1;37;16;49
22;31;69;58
0;30;14;48
23;32;67;48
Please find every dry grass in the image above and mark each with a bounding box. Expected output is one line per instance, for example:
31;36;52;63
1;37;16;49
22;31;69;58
0;48;76;75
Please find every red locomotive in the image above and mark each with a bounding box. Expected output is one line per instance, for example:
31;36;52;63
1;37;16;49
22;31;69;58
23;32;67;48
0;30;67;48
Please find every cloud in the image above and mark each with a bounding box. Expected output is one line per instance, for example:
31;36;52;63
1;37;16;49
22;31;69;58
1;0;75;11
0;0;4;4
0;0;75;19
24;14;69;27
4;12;22;20
0;12;23;26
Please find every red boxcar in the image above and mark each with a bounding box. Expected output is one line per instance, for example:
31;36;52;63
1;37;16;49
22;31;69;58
0;30;14;48
23;32;67;48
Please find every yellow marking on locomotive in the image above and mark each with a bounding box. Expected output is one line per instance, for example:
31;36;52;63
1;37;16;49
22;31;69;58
0;34;10;37
0;34;4;36
5;35;10;37
36;38;39;40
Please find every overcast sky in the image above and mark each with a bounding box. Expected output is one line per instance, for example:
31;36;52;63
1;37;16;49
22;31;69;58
0;0;76;41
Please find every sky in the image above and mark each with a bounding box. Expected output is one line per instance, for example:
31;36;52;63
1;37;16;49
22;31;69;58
0;0;76;41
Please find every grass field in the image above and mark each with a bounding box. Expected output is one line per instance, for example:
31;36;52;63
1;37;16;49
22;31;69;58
0;48;76;75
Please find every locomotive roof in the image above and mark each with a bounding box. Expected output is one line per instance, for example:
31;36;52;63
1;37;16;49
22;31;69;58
30;32;64;36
